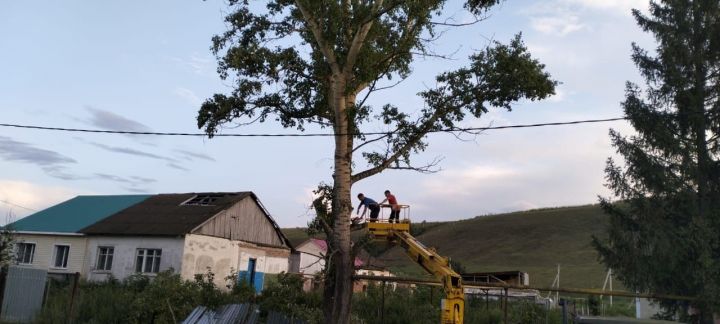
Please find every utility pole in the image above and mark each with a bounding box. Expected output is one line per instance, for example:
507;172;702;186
556;264;560;306
609;269;613;306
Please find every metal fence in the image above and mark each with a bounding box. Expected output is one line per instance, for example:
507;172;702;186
0;266;48;323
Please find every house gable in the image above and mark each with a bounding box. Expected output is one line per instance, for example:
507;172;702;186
191;195;290;249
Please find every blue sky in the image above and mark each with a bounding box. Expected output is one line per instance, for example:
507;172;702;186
1;0;653;227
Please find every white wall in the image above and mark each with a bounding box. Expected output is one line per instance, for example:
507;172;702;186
297;253;324;275
238;245;289;274
83;234;291;289
182;234;239;287
182;234;290;288
84;236;185;282
295;241;325;275
13;234;88;275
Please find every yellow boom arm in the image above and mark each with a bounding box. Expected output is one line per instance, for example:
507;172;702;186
367;220;464;324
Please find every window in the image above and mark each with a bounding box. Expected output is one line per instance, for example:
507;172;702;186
16;243;35;264
135;249;161;273
181;194;231;206
96;247;114;271
53;245;70;268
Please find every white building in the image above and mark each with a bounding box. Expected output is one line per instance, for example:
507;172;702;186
11;192;293;292
290;238;393;292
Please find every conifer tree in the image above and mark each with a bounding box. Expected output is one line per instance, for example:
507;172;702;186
594;1;720;321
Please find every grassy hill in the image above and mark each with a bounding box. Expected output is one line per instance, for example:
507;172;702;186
282;204;613;289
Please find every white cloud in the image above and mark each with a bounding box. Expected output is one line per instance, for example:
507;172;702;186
548;87;567;103
422;165;520;199
174;87;203;106
169;54;215;75
531;15;585;36
564;0;647;14
0;180;88;223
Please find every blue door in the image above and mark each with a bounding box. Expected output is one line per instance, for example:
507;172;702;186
239;258;264;293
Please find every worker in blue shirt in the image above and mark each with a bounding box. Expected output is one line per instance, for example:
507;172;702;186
356;193;380;222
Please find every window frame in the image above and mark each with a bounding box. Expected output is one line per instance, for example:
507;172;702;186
95;246;115;272
135;248;162;274
51;244;71;269
16;242;36;265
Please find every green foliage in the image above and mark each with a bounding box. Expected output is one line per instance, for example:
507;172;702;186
37;269;257;324
0;223;14;267
353;286;562;324
225;268;257;301
588;295;600;316
201;1;556;322
198;0;556;176
307;183;334;237
593;0;720;319
602;302;635;318
353;285;441;324
259;272;323;323
36;272;578;324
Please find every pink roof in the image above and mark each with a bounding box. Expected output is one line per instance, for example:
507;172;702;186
308;238;364;267
310;238;327;251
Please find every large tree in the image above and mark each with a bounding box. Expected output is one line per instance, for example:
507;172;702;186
593;0;720;321
198;1;556;322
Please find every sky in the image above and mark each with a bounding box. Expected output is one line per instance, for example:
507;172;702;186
0;0;655;227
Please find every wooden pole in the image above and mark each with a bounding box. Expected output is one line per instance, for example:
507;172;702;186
67;272;80;324
485;289;489;311
0;267;8;316
609;269;613;306
381;281;385;324
503;287;508;324
556;264;560;306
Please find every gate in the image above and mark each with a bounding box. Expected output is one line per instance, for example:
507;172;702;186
0;266;48;322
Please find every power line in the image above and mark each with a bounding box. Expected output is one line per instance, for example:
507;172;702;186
0;200;37;212
0;117;628;137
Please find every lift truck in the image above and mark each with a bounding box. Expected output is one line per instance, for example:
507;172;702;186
365;205;464;324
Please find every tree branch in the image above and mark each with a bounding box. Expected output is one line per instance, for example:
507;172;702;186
352;132;393;153
344;0;384;75
295;0;341;75
387;156;443;173
351;111;444;183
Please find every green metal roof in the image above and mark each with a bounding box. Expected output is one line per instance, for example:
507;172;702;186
9;195;151;233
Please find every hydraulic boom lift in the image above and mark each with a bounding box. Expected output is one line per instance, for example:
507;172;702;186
365;205;464;324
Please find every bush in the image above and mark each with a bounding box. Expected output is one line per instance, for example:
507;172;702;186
259;272;323;323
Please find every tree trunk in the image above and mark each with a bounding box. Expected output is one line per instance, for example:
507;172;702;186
326;76;354;324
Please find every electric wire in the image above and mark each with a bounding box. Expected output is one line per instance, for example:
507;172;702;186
0;117;628;137
0;200;37;212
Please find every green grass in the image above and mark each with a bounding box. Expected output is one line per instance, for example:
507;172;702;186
282;227;315;247
282;204;613;289
379;205;613;289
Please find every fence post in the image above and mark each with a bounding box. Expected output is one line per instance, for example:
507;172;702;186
559;299;568;324
67;272;80;324
381;280;385;324
503;287;508;324
0;266;8;317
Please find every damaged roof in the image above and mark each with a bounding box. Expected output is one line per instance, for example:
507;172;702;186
80;192;253;236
